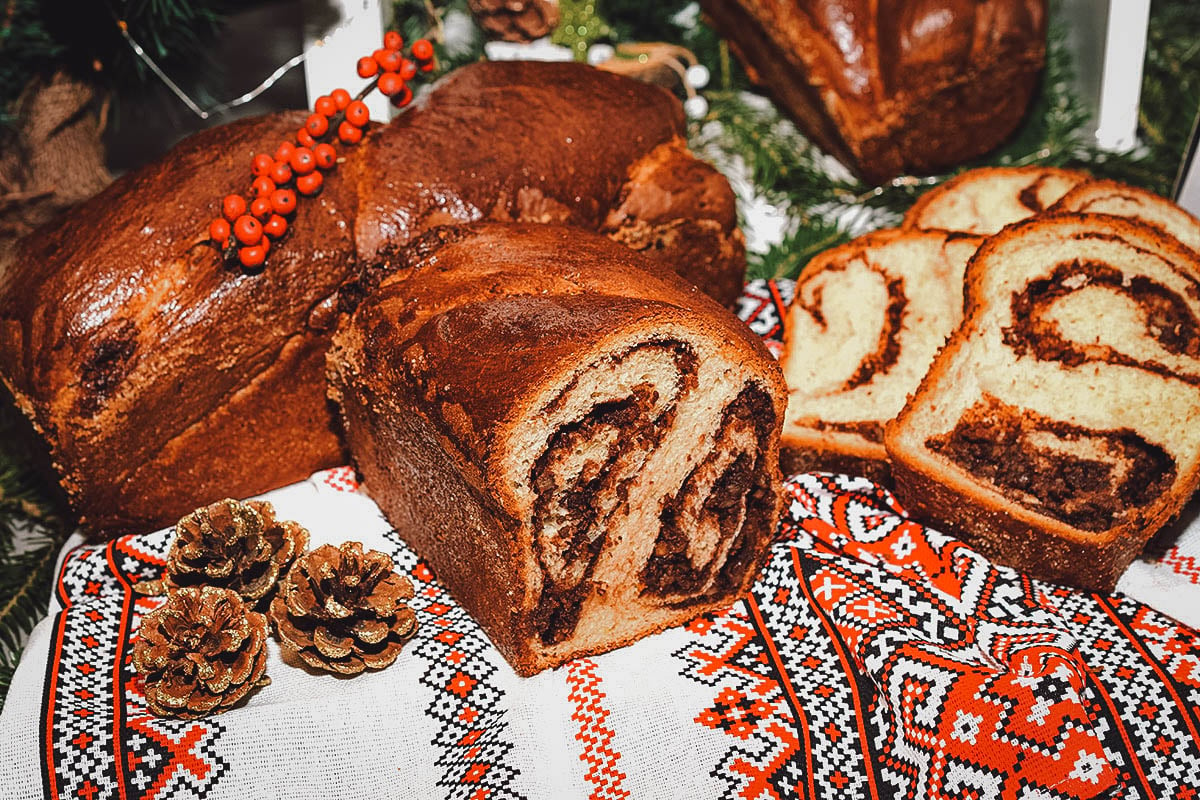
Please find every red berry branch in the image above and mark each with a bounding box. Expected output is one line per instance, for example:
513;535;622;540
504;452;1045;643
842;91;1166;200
208;31;437;271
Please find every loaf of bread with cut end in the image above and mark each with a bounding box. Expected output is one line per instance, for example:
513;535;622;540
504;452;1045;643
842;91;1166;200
0;61;746;538
904;166;1091;235
885;213;1200;591
328;223;786;675
781;228;982;482
1050;179;1200;255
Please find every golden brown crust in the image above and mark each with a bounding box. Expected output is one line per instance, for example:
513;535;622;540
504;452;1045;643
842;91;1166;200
701;0;1048;183
350;61;743;303
1049;178;1200;256
0;62;747;537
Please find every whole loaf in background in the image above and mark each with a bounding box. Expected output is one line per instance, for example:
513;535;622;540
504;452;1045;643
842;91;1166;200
701;0;1048;183
0;61;747;538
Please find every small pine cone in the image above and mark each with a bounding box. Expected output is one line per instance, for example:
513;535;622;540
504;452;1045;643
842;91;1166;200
269;542;417;674
132;585;269;718
468;0;560;42
151;498;309;602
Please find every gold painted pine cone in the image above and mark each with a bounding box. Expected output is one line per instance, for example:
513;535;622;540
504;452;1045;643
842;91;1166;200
269;542;417;674
154;498;309;602
132;585;270;719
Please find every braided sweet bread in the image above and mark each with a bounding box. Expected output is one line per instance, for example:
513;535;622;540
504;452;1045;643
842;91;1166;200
0;61;746;536
885;213;1200;591
328;223;785;674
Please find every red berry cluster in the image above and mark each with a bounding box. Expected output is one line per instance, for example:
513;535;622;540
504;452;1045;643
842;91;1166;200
209;31;436;270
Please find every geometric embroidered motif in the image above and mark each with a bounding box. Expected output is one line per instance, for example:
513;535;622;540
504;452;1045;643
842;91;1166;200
679;473;1200;800
736;278;794;360
44;529;226;800
380;529;524;800
565;658;629;800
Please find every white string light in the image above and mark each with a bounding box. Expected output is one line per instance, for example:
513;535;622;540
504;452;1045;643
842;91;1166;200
113;13;352;120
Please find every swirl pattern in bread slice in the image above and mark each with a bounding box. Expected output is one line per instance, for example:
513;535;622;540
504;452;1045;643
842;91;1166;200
328;223;786;674
781;229;981;480
885;213;1200;591
903;166;1091;235
1050;178;1200;255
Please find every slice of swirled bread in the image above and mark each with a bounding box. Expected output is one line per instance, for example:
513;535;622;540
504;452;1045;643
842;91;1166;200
904;166;1091;235
885;213;1200;591
1050;179;1200;254
781;229;982;481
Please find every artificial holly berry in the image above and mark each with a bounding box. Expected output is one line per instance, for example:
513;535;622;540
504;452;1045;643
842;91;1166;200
314;143;337;170
338;121;364;145
391;85;414;108
263;214;288;239
378;72;405;98
345;100;370;128
252;153;275;177
270;188;297;216
208;28;444;271
269;160;293;186
239;243;268;269
209;217;231;245
250;196;273;221
377;49;402;74
305;113;329;138
357;56;378;78
412;39;434;62
296;171;324;196
251;175;276;198
314;95;338;118
290;147;316;175
222;194;247;222
275;141;296;164
233;215;263;245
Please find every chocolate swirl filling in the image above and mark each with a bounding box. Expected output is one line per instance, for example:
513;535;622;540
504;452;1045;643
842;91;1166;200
798;267;907;392
642;385;776;599
927;395;1175;532
1003;259;1200;381
528;342;696;645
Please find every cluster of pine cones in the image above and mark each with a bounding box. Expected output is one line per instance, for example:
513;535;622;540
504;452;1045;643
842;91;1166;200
132;498;418;719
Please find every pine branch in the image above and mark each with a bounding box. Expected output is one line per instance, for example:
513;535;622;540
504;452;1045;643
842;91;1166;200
0;535;59;708
0;401;69;710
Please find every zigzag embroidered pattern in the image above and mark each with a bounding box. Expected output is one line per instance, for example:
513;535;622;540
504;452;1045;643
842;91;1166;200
565;658;629;800
380;529;524;799
46;530;228;800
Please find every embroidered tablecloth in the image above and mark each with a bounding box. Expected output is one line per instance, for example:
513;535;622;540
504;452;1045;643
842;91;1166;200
1;280;1198;799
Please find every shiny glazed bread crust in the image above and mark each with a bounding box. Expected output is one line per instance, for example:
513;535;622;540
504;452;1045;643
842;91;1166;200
0;62;746;537
328;222;786;675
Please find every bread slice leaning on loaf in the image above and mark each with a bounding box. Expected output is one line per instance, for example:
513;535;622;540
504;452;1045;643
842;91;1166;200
781;228;982;482
903;166;1091;235
885;213;1200;591
327;222;787;675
